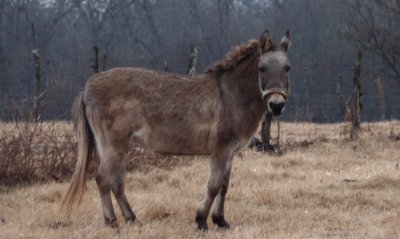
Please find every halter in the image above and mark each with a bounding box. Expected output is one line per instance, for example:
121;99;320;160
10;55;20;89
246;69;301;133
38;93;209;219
258;75;290;99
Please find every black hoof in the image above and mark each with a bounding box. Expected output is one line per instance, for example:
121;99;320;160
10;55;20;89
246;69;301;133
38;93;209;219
263;143;275;152
124;214;136;224
212;215;230;229
105;218;118;228
196;213;208;231
249;138;263;151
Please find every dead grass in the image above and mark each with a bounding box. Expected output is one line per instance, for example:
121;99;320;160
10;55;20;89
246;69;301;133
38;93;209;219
0;121;400;238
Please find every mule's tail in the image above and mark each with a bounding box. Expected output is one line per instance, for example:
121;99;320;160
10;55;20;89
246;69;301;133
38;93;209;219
60;92;94;219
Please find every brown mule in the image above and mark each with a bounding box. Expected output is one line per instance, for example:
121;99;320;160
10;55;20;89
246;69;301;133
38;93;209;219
60;30;291;230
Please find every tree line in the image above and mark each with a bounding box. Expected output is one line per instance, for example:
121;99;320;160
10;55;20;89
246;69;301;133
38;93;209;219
0;0;399;121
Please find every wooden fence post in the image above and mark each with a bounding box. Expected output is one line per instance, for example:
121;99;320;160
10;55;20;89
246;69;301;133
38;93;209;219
336;74;351;121
92;46;99;73
374;77;385;121
336;73;343;114
187;44;198;76
164;60;169;72
31;49;43;121
101;54;108;71
304;66;310;121
351;50;362;139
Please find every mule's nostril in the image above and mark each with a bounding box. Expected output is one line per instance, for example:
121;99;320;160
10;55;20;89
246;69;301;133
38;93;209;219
268;101;285;114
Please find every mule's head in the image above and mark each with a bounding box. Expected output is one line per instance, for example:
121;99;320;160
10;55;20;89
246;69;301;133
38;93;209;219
258;30;291;116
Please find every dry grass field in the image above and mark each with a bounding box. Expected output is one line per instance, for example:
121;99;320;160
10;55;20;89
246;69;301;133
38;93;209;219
0;121;400;238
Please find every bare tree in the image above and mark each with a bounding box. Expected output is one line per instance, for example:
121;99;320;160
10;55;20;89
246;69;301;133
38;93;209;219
19;1;78;50
344;0;400;83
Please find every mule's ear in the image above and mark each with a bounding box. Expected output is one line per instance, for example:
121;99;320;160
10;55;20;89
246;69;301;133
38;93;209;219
260;30;272;52
280;30;291;53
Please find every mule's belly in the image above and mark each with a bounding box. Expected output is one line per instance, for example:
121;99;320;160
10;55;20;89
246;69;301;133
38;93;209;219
133;122;216;155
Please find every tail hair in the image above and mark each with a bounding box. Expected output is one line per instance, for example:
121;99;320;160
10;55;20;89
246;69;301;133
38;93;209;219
60;92;94;219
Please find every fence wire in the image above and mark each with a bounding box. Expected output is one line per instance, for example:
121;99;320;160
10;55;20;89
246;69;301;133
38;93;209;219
1;56;400;123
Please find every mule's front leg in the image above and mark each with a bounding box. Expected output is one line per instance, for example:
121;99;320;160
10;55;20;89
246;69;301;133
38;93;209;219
196;151;233;230
211;154;233;229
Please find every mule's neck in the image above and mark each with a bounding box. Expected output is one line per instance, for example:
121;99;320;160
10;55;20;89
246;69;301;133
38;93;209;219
221;52;265;110
217;52;267;136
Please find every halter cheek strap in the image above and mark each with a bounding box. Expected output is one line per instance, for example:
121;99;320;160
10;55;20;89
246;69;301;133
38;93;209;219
258;77;290;99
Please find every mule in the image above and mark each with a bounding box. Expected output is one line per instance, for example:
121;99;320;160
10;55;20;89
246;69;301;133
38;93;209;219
60;30;291;230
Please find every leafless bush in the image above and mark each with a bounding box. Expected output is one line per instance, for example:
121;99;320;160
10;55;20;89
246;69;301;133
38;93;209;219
0;121;76;186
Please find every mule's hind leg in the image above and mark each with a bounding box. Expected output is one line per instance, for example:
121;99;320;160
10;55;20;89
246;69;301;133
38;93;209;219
96;145;135;226
109;153;136;223
96;164;117;227
196;150;233;230
211;153;233;228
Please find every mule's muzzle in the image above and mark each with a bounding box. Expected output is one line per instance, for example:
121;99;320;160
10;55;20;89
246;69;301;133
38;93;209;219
268;101;285;116
263;92;286;116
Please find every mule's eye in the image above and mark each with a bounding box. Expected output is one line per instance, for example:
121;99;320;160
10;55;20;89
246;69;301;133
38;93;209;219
259;66;267;73
284;65;291;72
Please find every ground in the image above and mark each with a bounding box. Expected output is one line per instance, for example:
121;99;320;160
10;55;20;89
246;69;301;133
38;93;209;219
0;121;399;238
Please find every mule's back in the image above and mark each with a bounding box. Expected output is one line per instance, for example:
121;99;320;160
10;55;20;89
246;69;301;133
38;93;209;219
83;67;221;155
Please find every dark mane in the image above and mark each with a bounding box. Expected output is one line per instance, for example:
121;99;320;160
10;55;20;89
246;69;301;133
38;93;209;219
207;40;262;73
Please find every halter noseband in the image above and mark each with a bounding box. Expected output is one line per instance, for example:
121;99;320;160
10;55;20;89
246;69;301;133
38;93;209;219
258;76;289;99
